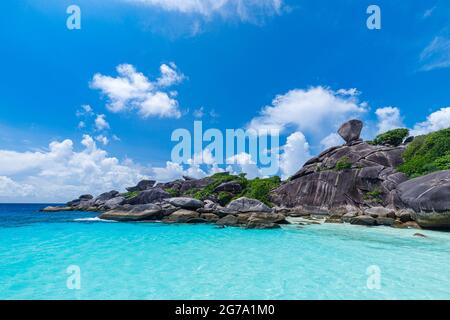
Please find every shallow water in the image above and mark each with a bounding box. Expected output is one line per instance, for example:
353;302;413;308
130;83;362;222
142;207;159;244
0;204;449;299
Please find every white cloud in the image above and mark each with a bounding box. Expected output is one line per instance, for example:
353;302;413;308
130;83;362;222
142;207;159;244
91;63;183;118
76;104;94;117
423;6;436;18
0;136;147;202
420;37;450;71
157;63;185;87
193;107;205;118
95;114;110;130
78;121;86;129
279;132;311;179
337;88;360;96
128;0;283;22
411;107;450;135
95;135;109;146
247;86;367;139
320;133;343;150
375;106;404;134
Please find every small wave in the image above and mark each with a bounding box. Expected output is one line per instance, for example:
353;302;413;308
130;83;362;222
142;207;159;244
74;217;116;223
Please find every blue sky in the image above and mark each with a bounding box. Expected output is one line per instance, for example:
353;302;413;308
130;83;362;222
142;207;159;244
0;0;449;202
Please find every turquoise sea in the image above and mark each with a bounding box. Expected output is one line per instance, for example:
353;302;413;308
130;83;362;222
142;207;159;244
0;203;449;300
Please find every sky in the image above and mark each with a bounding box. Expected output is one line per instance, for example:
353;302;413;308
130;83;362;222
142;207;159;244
0;0;449;202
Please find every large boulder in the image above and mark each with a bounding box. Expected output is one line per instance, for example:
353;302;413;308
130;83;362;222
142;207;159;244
270;122;408;213
226;197;271;213
100;204;163;221
163;209;199;223
126;188;170;205
397;170;450;229
126;180;156;192
165;197;204;210
94;190;120;206
79;194;94;201
338;119;363;143
102;196;125;210
213;181;243;194
246;212;287;229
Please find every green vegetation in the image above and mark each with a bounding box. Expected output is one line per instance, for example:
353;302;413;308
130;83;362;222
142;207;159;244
123;191;139;199
368;128;409;147
363;188;384;204
183;172;281;206
398;128;450;177
335;156;352;171
217;192;233;206
240;176;282;206
165;188;179;197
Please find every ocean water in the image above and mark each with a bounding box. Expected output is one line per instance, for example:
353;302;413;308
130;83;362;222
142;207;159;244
0;204;449;300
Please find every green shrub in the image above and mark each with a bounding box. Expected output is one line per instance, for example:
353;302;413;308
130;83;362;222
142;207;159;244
123;191;139;199
371;128;409;147
240;176;281;206
335;156;352;171
217;192;233;206
398;128;450;177
165;188;179;197
363;188;384;204
177;172;281;207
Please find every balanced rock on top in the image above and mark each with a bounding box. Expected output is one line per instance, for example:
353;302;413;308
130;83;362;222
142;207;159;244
338;119;363;143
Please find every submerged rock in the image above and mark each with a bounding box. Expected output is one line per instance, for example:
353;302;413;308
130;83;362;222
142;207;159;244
397;170;450;229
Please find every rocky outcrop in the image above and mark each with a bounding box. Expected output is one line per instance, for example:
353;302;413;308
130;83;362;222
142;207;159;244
397;170;450;229
102;196;125;210
226;197;271;213
270;120;408;213
126;180;156;192
125;188;170;205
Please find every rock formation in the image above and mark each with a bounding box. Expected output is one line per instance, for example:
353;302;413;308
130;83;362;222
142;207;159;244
396;170;450;229
270;121;408;213
41;119;450;231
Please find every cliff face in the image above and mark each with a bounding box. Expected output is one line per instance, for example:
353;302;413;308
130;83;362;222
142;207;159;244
270;120;409;213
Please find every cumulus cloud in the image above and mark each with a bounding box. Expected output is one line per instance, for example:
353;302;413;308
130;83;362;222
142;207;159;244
375;106;404;134
279;132;311;179
320;133;343;150
91;63;184;118
420;37;450;71
95;135;109;146
411;107;450;135
95;114;110;130
247;86;367;139
0;137;147;202
128;0;283;22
